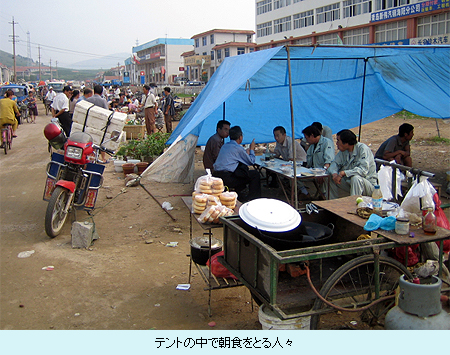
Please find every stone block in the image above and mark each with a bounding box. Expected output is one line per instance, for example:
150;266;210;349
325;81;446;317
71;221;97;249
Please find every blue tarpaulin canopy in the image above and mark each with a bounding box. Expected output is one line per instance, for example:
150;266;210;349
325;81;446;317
143;45;450;184
168;45;450;146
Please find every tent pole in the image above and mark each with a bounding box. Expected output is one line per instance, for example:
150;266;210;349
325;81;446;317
287;46;298;209
223;102;226;120
358;58;368;142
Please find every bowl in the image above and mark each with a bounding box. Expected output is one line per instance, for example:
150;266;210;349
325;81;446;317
266;161;275;168
280;167;292;174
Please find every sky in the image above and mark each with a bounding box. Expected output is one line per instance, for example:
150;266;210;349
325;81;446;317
0;0;255;68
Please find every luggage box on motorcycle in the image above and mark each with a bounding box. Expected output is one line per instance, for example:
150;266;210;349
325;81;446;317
43;152;65;201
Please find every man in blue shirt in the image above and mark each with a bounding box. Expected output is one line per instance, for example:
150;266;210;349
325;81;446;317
213;126;261;202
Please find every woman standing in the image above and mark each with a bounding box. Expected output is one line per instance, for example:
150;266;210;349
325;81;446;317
68;90;80;119
27;91;38;123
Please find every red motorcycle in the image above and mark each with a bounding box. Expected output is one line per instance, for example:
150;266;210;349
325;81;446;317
43;122;119;238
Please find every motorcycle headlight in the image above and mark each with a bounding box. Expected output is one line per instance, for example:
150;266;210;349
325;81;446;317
66;146;83;160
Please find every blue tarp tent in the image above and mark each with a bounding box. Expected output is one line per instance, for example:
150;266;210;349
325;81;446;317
142;45;450;183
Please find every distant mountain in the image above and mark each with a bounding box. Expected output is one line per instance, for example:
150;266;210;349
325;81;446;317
69;53;130;69
0;49;36;68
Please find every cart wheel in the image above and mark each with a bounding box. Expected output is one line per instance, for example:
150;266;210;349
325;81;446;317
310;255;412;330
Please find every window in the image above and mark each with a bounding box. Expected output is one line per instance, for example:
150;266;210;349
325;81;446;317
293;0;304;3
257;0;272;15
343;0;372;18
375;0;409;11
375;20;407;42
293;37;312;45
316;33;341;44
249;47;255;53
247;34;253;43
210;50;214;60
203;52;207;55
195;38;199;47
210;34;214;44
316;3;340;24
343;27;370;44
293;10;314;29
257;21;272;37
224;48;230;57
202;36;207;46
418;13;450;37
217;49;222;60
274;0;291;10
237;47;245;55
274;16;292;34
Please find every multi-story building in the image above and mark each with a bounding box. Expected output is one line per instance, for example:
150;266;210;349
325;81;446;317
132;38;194;85
183;29;256;82
255;0;450;48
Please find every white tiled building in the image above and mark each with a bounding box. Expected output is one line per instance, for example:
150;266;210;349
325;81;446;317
255;0;450;48
183;29;256;82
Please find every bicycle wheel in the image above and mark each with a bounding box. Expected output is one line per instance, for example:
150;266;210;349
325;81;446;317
2;131;7;155
7;128;12;150
310;255;412;330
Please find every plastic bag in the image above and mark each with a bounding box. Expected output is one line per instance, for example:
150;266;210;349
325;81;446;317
433;193;450;253
400;177;436;215
194;170;224;195
207;251;237;279
390;244;420;266
197;205;233;224
377;164;405;200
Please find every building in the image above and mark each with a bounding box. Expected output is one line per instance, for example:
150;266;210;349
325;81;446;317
0;63;12;84
255;0;450;48
132;38;194;85
184;29;256;82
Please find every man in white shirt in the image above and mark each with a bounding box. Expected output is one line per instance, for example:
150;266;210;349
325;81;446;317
51;85;72;136
140;84;157;135
45;87;57;102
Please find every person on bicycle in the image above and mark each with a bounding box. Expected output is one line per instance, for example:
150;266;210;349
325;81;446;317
45;87;57;112
0;89;19;138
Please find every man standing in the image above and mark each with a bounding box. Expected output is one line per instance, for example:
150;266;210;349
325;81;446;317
213;126;261;202
77;87;93;103
51;85;73;137
86;85;109;109
203;120;231;171
140;84;157;135
328;129;377;199
375;123;414;167
163;87;175;133
0;89;19;138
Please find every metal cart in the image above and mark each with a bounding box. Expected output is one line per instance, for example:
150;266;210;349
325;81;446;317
220;196;450;329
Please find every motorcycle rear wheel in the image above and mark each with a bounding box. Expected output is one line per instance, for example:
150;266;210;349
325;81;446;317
45;186;70;238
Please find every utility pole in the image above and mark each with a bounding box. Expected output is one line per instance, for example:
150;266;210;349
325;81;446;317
38;46;41;82
9;17;18;82
55;61;58;79
50;59;52;81
27;31;32;66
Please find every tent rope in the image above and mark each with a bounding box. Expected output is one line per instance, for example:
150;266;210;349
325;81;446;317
245;80;252;102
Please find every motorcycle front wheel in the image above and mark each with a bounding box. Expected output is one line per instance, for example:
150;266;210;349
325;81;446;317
45;186;70;238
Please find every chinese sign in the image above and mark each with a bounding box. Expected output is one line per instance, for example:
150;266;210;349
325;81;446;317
410;34;450;44
371;0;450;22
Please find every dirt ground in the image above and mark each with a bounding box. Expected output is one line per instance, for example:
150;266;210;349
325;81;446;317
0;104;449;330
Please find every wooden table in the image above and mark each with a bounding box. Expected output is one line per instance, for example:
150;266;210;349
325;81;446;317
313;196;450;276
254;156;331;205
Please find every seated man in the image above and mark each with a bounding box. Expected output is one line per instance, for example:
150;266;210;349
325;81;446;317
203;119;231;171
272;126;309;198
375;123;414;167
0;89;19;138
302;125;335;170
213;126;261;202
311;121;333;141
328;129;377;200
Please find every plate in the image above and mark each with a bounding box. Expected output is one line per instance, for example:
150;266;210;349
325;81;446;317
310;168;326;175
239;198;301;232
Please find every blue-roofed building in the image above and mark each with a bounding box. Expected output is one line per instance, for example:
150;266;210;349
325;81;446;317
131;38;194;85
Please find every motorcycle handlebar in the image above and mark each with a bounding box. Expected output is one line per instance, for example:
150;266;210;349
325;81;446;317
93;144;115;156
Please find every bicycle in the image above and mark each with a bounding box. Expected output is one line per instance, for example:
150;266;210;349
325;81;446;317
1;124;13;154
44;99;52;116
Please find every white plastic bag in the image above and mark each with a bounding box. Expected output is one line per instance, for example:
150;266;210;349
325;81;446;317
377;164;405;200
400;177;436;215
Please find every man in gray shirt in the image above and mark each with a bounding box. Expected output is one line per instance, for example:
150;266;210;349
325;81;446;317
328;129;377;199
86;85;109;109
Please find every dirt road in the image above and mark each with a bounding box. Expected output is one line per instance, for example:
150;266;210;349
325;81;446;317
1;104;449;330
